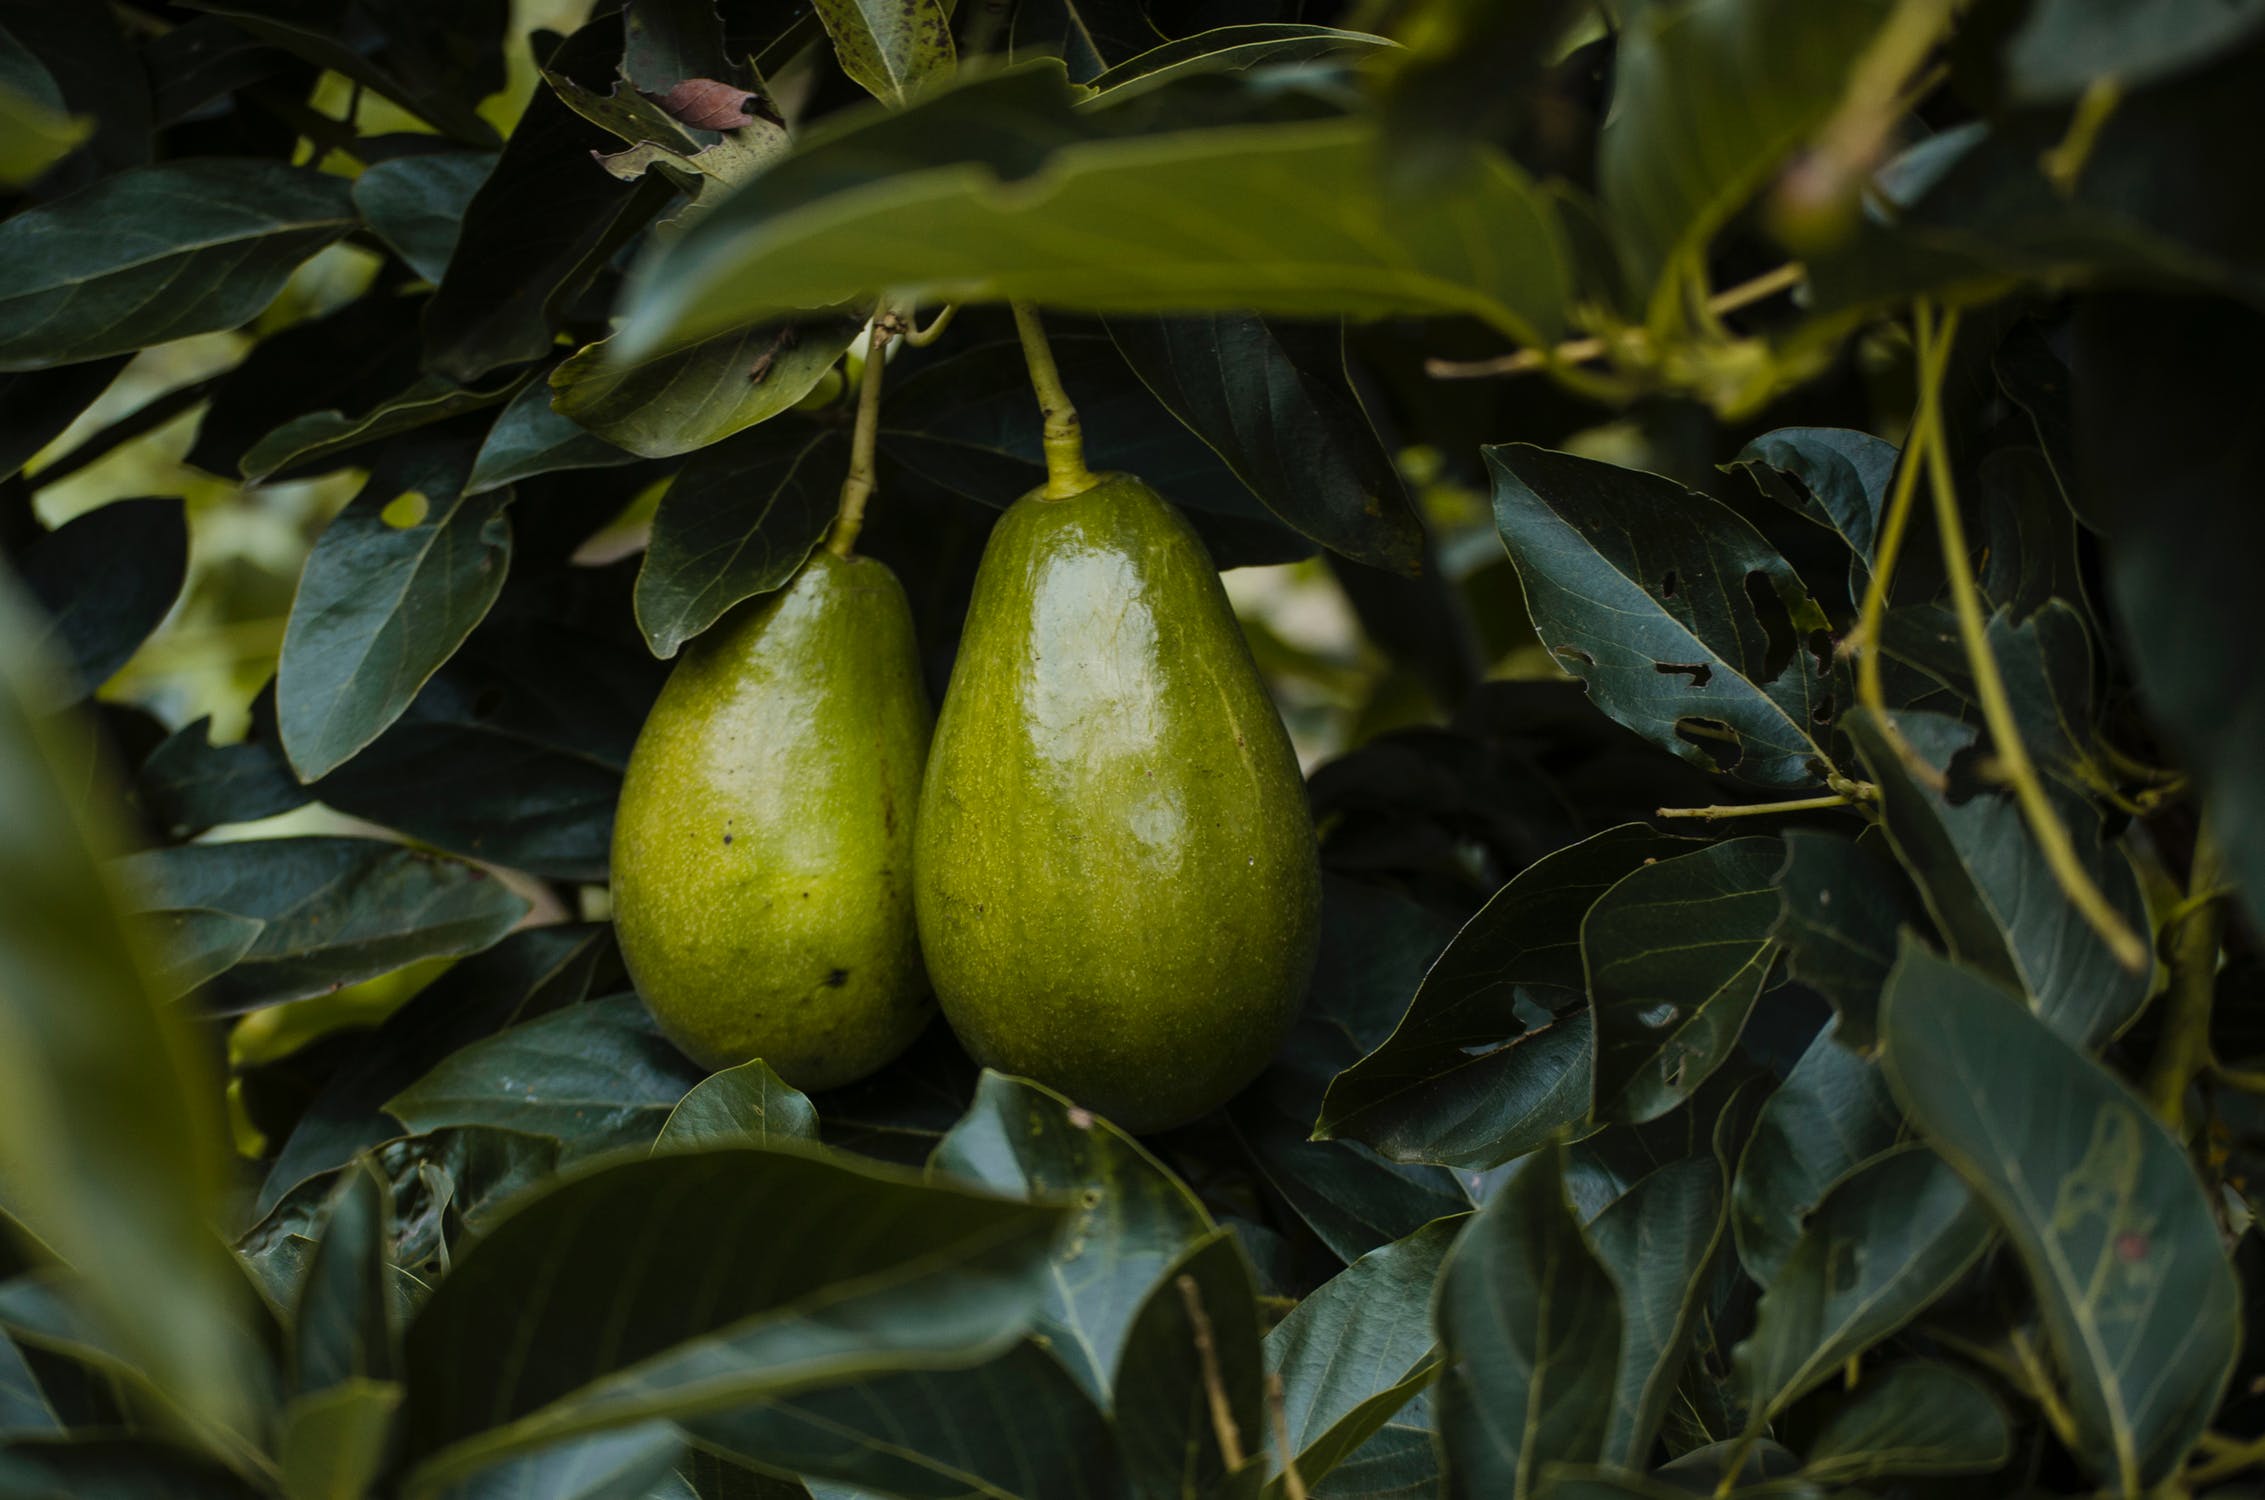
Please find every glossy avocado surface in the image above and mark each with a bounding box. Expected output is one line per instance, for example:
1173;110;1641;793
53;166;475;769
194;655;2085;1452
612;550;932;1089
914;473;1322;1132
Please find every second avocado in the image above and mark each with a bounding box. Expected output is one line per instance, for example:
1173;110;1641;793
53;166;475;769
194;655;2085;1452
915;473;1322;1133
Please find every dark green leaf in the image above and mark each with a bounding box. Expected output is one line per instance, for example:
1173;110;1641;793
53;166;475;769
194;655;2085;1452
685;1341;1126;1500
810;1018;983;1166
1112;1229;1264;1500
0;359;125;481
1599;0;1892;321
293;1159;398;1394
185;289;426;480
1801;1360;2010;1483
1733;1144;1992;1423
136;704;310;842
0;1436;264;1499
2074;294;2265;927
0;578;264;1442
182;0;506;146
1729;1020;1902;1288
0;1324;60;1433
620;66;1571;357
1585;1156;1727;1466
1487;444;1838;789
1085;24;1395;105
116;836;529;1013
1371;0;1579;184
1847;708;2149;1046
1012;0;1160;81
17;498;186;704
1321;826;1699;1169
141;16;294;132
1586;837;1783;1123
656;1060;818;1151
352;151;495;283
1265;1215;1460;1494
0;0;143;180
1309;1393;1437;1500
635;422;846;659
241;370;525;482
398;1146;1068;1486
1436;1144;1619;1498
2004;0;2265;102
1724;426;1898;598
549;314;862;460
814;0;954;106
1881;942;2239;1490
1104;313;1419;572
276;434;513;780
466;375;639;495
1769;829;1926;1048
0;160;354;370
435;1422;685;1500
387;994;704;1160
932;1071;1211;1403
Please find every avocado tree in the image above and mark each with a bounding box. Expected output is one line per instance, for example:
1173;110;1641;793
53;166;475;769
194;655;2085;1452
2;1;2262;1497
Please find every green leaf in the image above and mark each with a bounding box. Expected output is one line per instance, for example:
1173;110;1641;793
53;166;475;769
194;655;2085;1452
1732;1144;1992;1423
815;0;954;106
434;1423;686;1500
0;577;264;1444
684;1342;1126;1500
279;1378;402;1500
0;159;355;371
181;0;505;145
1729;1020;1902;1288
17;497;188;705
277;435;513;780
1436;1144;1619;1498
352;151;495;283
1309;1396;1437;1500
0;2;147;177
1585;837;1783;1123
466;375;640;496
293;1160;398;1395
0;1436;265;1498
2003;0;2265;102
620;65;1571;357
1264;1215;1460;1496
1598;0;1893;322
1768;830;1926;1049
1104;313;1420;572
1487;443;1838;789
1801;1360;2010;1483
117;836;530;1014
1085;24;1395;105
0;1325;61;1433
1112;1229;1264;1500
0;358;127;482
387;994;705;1161
550;315;863;460
398;1146;1068;1489
1584;1156;1728;1466
1846;708;2149;1047
1880;943;2240;1490
1012;0;1161;81
1321;826;1699;1169
931;1072;1211;1403
634;422;847;659
242;370;525;482
0;76;88;188
1724;426;1899;600
657;1061;819;1151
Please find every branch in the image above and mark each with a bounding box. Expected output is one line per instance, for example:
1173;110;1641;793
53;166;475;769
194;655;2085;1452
2145;827;2229;1133
1655;791;1864;821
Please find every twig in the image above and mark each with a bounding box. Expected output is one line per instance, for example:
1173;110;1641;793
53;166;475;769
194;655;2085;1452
2144;827;2229;1133
1008;301;1097;498
826;309;895;557
1913;303;2150;973
899;303;957;348
1266;1372;1307;1500
1425;263;1806;380
1177;1273;1245;1472
1654;791;1863;821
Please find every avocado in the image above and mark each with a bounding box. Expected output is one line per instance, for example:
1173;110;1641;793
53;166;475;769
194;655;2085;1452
612;550;932;1090
914;473;1321;1132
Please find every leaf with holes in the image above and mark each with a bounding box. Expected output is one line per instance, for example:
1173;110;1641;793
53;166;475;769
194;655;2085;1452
1881;942;2239;1492
1726;426;1899;600
1488;444;1839;789
1585;837;1783;1123
815;0;954;106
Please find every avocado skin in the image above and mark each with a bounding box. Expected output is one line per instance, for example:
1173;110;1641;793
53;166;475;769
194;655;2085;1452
914;473;1322;1132
612;551;933;1090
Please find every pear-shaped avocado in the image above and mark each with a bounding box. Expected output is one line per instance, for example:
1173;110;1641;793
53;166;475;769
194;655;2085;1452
612;551;932;1090
914;473;1321;1132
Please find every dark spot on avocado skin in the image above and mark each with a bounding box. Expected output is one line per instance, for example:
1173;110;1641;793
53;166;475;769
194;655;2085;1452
825;968;850;988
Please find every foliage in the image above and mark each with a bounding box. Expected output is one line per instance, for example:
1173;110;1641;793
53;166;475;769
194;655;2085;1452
1;2;2262;1499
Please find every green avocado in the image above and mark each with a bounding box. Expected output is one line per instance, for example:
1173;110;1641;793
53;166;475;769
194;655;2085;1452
611;550;933;1090
914;473;1322;1132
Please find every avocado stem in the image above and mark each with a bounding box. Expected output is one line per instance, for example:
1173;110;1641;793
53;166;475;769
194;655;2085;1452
827;305;897;557
1008;300;1098;499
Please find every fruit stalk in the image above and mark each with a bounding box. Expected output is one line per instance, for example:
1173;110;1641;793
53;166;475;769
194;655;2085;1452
1008;300;1098;499
827;305;897;558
